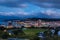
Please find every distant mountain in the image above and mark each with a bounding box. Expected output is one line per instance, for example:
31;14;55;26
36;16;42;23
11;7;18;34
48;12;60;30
25;18;60;21
0;12;60;21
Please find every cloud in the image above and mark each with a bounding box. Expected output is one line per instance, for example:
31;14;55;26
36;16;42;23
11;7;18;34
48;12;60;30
44;9;56;15
0;12;15;16
0;0;19;2
0;0;26;7
0;0;60;19
40;3;54;7
0;3;42;16
19;4;28;8
30;0;60;3
0;0;60;9
41;9;60;18
0;11;30;16
18;12;30;15
30;0;60;8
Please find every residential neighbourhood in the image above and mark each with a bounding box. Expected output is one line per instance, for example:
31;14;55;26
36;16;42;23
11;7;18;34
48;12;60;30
0;19;60;29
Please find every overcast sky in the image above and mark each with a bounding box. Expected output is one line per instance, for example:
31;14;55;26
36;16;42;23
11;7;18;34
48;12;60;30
0;0;60;19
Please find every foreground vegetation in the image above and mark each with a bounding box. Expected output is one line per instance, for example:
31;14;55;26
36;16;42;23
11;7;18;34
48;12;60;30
0;28;60;40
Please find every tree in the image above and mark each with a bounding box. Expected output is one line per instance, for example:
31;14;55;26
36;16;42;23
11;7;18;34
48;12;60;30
2;32;9;39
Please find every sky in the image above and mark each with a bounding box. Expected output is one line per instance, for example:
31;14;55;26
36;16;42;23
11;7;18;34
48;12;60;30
0;0;60;19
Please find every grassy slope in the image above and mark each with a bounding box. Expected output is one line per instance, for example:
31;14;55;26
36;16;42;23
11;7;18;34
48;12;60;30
23;28;47;39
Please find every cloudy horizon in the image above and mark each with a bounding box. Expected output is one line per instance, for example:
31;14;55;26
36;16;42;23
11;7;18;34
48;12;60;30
0;0;60;19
